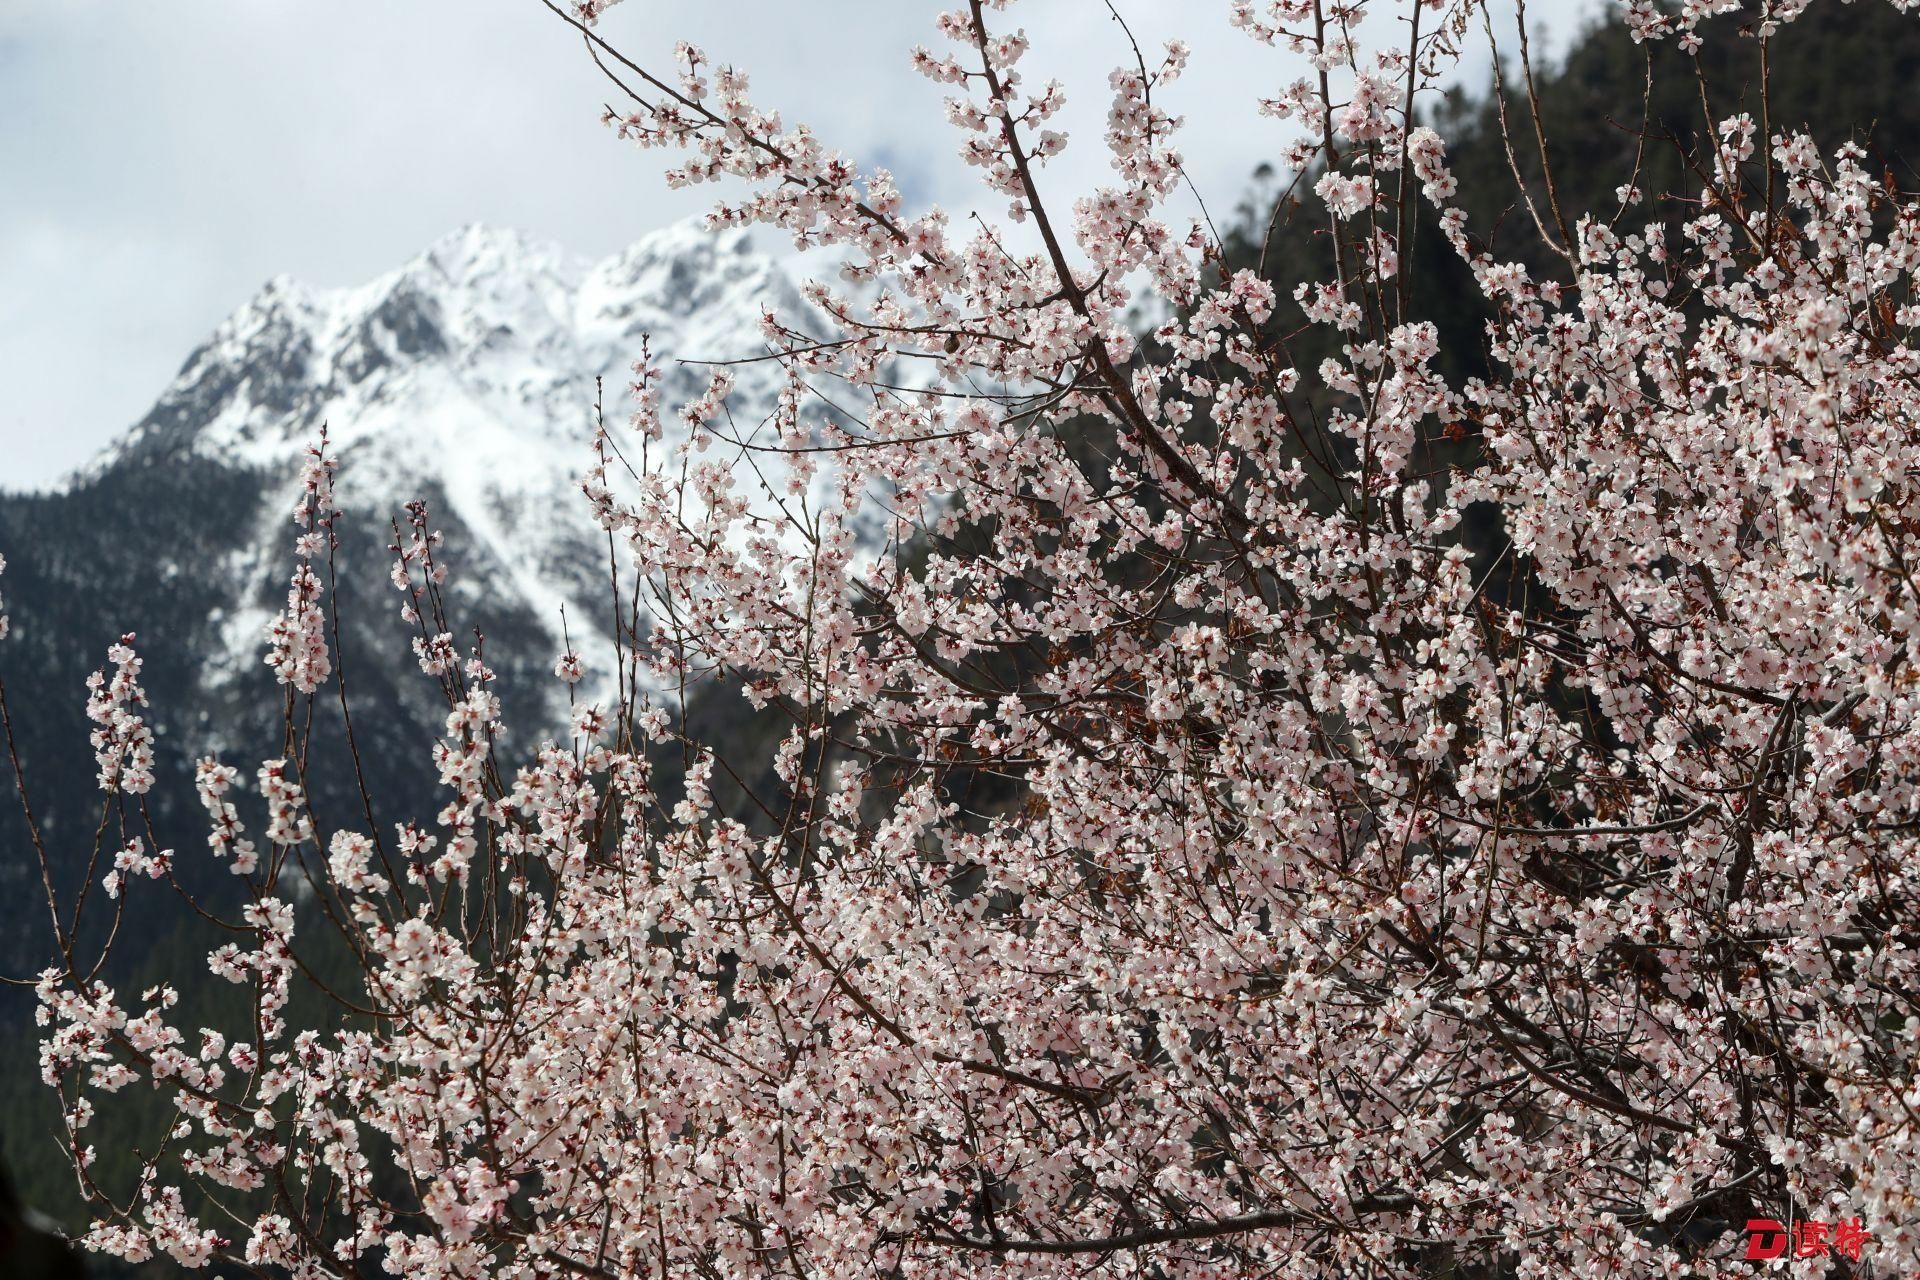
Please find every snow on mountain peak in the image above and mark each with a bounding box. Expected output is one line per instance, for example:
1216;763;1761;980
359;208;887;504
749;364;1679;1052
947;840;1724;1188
97;216;799;468
417;222;567;282
82;218;818;707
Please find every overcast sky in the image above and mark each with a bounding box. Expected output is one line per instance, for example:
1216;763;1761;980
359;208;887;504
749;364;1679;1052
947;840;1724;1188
2;0;1595;491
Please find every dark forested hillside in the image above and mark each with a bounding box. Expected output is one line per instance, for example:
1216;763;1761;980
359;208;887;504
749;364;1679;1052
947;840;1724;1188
1207;0;1920;607
0;459;565;1277
1230;0;1920;375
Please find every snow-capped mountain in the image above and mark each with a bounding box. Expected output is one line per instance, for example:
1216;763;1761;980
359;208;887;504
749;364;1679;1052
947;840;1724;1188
0;221;818;957
102;219;808;486
82;219;813;698
109;218;804;464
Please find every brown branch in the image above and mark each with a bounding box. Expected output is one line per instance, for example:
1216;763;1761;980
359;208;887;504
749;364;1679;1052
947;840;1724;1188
919;1194;1415;1254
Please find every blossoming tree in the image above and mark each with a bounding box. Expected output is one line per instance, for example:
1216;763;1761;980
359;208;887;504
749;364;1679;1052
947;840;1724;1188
6;0;1919;1275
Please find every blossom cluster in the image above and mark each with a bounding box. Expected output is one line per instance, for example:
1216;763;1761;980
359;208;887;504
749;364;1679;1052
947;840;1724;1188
83;637;154;795
263;437;338;693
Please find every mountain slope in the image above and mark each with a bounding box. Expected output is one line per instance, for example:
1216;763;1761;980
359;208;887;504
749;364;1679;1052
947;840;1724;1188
99;219;811;682
0;219;813;975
